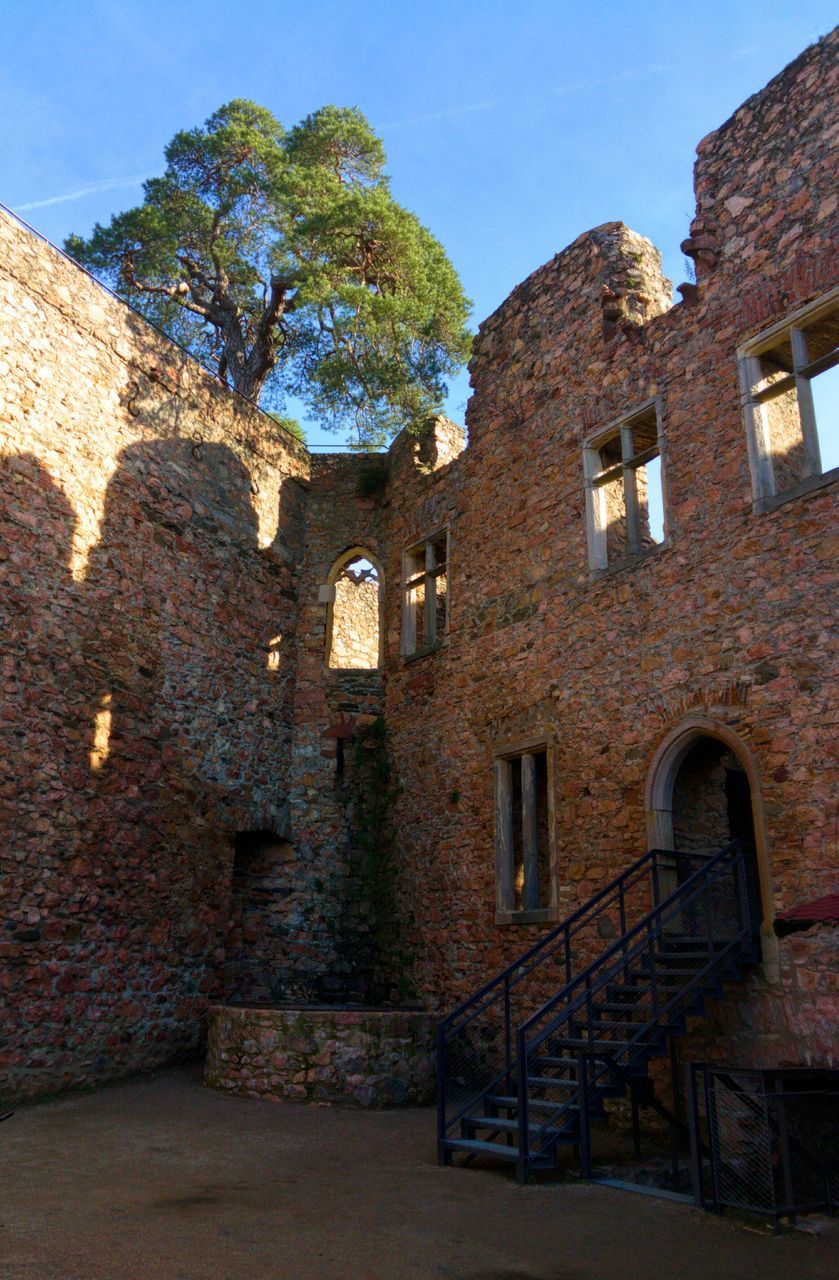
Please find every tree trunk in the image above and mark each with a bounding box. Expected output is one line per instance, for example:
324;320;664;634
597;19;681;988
220;300;283;406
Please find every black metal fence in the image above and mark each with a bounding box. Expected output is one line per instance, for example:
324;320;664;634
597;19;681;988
687;1065;839;1225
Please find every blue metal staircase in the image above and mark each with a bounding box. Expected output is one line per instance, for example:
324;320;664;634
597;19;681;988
437;842;758;1183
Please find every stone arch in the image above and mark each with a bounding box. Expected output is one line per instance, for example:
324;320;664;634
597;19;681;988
645;715;778;967
323;546;384;670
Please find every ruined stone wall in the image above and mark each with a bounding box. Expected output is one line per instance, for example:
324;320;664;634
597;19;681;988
205;1004;435;1107
671;743;732;853
328;573;380;669
281;454;390;1003
1;30;837;1103
0;211;310;1100
381;31;839;1065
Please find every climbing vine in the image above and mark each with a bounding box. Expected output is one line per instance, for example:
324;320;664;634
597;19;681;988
339;716;414;1004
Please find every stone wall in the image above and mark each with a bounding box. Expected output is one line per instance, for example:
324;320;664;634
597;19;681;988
0;211;310;1100
1;30;837;1103
205;1004;435;1106
328;569;381;670
378;30;839;1064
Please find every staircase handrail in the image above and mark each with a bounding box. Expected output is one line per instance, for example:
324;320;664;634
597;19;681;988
438;846;681;1036
514;841;749;1165
518;840;746;1051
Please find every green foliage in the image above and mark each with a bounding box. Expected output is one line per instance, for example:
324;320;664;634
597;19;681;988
265;411;306;445
66;100;471;449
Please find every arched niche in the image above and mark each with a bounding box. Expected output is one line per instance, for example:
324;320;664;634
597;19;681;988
323;546;384;671
645;715;778;971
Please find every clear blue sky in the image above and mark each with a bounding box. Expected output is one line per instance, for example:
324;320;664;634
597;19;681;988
2;0;836;448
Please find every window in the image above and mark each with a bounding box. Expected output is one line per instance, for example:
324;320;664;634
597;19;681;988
324;550;382;670
584;401;666;572
739;291;839;506
401;530;449;657
494;740;554;924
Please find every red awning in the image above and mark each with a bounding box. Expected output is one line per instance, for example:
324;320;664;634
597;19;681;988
774;893;839;937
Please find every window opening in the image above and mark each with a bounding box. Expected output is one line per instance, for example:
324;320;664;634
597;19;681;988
402;531;448;657
326;553;381;670
584;402;665;571
741;293;839;501
495;744;552;919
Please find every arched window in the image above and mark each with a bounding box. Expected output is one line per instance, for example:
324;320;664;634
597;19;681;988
324;547;383;670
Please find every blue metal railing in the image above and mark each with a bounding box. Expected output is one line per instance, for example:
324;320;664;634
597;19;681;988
437;847;713;1155
514;841;750;1177
438;842;756;1181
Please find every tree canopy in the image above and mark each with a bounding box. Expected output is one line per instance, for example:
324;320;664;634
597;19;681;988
66;101;471;449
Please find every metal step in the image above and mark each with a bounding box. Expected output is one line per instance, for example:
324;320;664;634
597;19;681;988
541;1054;586;1069
619;969;696;986
548;1039;634;1054
485;1093;573;1110
527;1074;586;1089
520;1069;577;1088
464;1114;575;1137
590;1018;648;1031
441;1137;519;1161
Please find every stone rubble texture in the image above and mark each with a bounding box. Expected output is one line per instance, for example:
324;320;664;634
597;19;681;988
0;30;837;1104
204;1005;435;1106
328;571;380;670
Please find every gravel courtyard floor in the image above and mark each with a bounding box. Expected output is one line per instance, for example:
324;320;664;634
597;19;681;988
0;1065;837;1280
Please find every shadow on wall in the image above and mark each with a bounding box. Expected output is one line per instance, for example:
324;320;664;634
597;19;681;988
0;437;298;1097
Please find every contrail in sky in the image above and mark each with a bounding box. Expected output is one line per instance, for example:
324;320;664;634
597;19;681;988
14;174;149;212
380;65;674;131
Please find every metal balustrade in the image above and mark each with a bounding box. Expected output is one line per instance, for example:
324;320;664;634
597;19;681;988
438;841;758;1182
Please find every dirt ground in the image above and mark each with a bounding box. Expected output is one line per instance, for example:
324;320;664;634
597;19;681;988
0;1065;836;1280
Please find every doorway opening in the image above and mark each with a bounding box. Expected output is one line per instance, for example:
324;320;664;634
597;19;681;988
671;737;761;941
647;718;774;962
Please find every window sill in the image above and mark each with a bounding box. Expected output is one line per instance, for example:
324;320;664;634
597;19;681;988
496;907;557;926
589;540;670;580
402;640;446;664
754;466;839;514
324;665;383;675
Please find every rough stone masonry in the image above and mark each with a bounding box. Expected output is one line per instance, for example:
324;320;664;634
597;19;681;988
0;29;837;1102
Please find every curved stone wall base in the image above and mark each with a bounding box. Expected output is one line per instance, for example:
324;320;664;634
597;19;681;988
204;1005;436;1107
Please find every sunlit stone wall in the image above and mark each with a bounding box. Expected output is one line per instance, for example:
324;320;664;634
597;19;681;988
0;210;311;1100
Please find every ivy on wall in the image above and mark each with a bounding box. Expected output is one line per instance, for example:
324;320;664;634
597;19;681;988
338;716;414;1004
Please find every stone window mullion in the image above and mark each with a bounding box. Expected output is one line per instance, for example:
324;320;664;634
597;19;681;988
790;326;823;478
621;424;642;556
494;757;514;913
520;752;540;911
423;541;437;647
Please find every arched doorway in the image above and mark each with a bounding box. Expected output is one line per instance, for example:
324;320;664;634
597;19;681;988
646;717;776;964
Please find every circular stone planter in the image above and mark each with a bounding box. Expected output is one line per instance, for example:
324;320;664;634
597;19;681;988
204;1004;436;1107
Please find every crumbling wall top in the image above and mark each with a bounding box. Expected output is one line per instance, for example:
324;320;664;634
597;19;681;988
466;222;672;448
685;28;839;291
